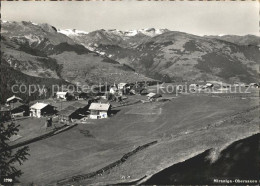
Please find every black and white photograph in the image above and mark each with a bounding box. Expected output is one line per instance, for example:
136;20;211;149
0;1;259;185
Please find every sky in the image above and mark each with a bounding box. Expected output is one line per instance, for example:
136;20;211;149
1;1;259;36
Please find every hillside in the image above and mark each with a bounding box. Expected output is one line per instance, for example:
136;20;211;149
0;60;70;103
65;30;260;83
144;133;259;185
206;34;260;47
1;21;154;94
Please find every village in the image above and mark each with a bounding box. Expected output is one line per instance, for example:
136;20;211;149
1;80;259;185
1;82;259;123
1;81;258;141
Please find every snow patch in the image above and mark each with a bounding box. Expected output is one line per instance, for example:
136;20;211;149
58;29;89;36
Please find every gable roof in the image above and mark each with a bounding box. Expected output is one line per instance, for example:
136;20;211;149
118;83;127;87
146;92;156;97
89;103;111;111
58;106;78;117
56;92;68;96
30;103;48;110
6;95;23;103
70;102;88;109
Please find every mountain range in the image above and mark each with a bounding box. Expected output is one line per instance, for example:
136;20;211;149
61;27;259;83
1;20;259;101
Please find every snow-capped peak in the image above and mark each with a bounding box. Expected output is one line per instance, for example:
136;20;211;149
58;29;89;36
123;28;169;37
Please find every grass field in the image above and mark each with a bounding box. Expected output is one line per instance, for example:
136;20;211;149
15;92;259;185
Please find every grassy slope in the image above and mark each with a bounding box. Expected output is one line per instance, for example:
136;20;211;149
17;94;259;184
144;133;259;184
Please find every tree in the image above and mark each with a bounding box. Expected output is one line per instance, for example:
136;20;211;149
0;122;30;184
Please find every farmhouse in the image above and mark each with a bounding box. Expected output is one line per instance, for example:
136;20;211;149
189;84;199;88
6;95;23;105
147;93;162;101
118;83;128;90
30;102;56;118
56;92;68;99
89;102;111;119
110;86;118;94
205;83;214;88
147;92;156;99
58;102;91;123
10;102;29;117
249;83;259;88
131;85;147;95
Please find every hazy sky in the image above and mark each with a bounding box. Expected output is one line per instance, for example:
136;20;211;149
1;1;259;36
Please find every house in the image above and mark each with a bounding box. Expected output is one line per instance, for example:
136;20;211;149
109;86;118;94
30;102;56;118
147;93;162;101
146;92;156;99
118;83;130;94
58;102;91;123
10;102;29;117
189;84;199;88
6;95;23;105
249;83;259;88
205;83;214;88
58;106;78;123
89;102;111;119
56;92;68;99
131;85;147;95
118;83;128;90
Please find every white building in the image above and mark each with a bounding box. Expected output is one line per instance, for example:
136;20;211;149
89;103;111;119
30;102;55;118
205;83;214;88
56;92;68;99
109;86;118;94
118;83;128;90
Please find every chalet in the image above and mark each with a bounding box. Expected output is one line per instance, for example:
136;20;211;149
118;83;130;94
131;85;147;95
189;84;199;88
6;95;23;105
10;102;29;117
110;86;118;94
58;102;91;123
146;92;156;99
30;103;56;118
56;92;68;99
249;83;259;88
147;93;162;101
205;83;214;88
89;103;111;119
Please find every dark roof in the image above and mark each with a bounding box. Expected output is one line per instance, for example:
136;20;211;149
1;102;26;111
58;103;87;117
58;106;78;117
150;94;162;98
70;102;88;109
